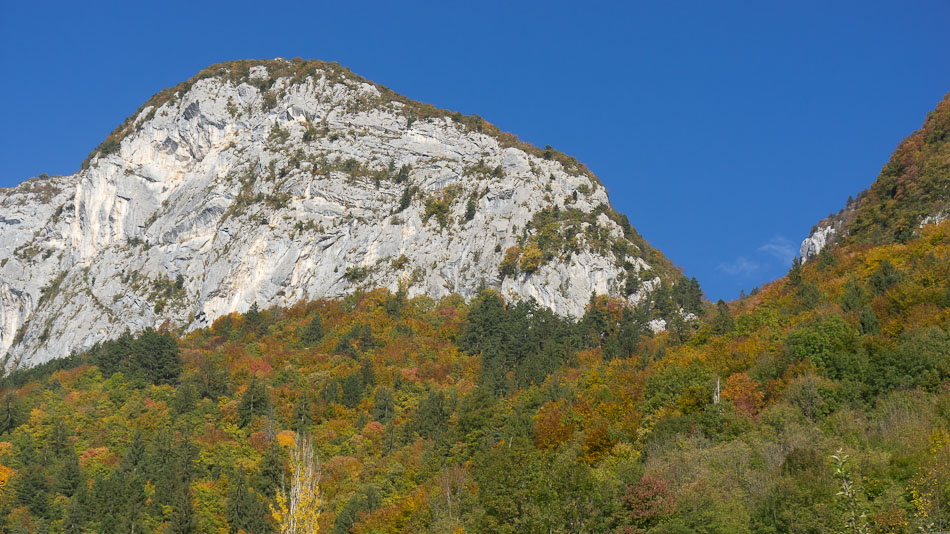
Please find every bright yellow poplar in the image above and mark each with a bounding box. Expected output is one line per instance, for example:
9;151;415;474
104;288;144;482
271;433;321;533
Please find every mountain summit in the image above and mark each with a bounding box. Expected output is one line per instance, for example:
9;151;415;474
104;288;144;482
0;58;688;369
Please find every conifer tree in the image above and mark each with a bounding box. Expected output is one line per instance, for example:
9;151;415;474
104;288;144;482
239;377;270;428
788;257;803;287
168;483;197;534
291;393;311;434
258;439;285;498
228;471;272;534
712;299;734;334
300;312;323;345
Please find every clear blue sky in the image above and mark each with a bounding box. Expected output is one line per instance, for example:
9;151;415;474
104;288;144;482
2;0;948;301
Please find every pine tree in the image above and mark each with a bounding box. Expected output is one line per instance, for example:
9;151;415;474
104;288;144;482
372;386;395;423
300;312;323;345
168;483;197;534
56;451;83;497
788;257;803;287
859;306;880;335
172;380;199;414
0;392;23;433
360;358;375;388
245;302;266;336
228;471;273;534
239;377;270;428
133;328;182;385
712;299;734;335
63;480;91;534
291;394;311;434
869;259;901;294
258;439;285;499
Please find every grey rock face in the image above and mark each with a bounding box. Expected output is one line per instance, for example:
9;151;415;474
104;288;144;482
799;225;836;261
0;60;669;369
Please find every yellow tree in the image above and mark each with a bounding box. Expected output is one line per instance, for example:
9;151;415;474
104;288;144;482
271;433;321;533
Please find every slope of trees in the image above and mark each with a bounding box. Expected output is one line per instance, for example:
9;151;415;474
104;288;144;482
1;221;950;532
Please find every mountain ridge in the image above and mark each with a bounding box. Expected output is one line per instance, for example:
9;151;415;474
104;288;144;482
800;92;950;260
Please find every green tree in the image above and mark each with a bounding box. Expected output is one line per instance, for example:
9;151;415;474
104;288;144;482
869;259;901;294
372;386;395;423
712;299;734;335
133;328;182;385
858;306;879;335
788;257;803;287
238;377;270;428
227;471;272;534
300;312;323;345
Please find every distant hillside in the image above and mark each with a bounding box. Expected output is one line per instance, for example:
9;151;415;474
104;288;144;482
801;92;950;259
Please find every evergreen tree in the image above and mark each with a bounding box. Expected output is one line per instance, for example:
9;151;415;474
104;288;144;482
117;431;149;530
133;328;182;385
238;377;269;428
712;299;734;334
94;331;135;376
168;483;197;534
869;259;902;294
291;393;311;434
332;486;381;534
258;439;285;499
15;460;50;518
340;373;364;408
372;386;395;423
244;302;269;337
195;355;230;400
227;471;272;534
300;311;323;345
840;279;867;312
788;257;803;287
63;480;91;534
120;430;147;476
859;306;880;335
0;392;24;433
172;380;199;414
360;358;376;388
56;450;83;497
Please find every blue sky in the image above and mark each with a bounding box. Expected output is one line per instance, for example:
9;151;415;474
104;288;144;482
2;0;948;301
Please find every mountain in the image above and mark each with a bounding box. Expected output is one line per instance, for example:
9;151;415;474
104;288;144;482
0;72;948;533
0;58;686;370
800;92;950;260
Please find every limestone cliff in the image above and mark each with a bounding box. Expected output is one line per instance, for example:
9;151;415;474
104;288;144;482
0;58;681;369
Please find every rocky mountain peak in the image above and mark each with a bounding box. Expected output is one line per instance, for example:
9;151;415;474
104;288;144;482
0;58;684;370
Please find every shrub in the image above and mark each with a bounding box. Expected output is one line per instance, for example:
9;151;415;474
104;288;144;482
99;138;121;156
344;266;370;283
519;244;543;274
499;247;522;277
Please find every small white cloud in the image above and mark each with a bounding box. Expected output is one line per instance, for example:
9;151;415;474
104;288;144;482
718;256;759;276
758;235;796;264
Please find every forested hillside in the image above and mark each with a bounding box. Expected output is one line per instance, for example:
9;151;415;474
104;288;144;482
1;216;950;532
803;92;950;255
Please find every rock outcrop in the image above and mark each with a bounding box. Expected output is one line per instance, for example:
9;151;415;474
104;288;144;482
0;59;679;370
799;225;836;261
